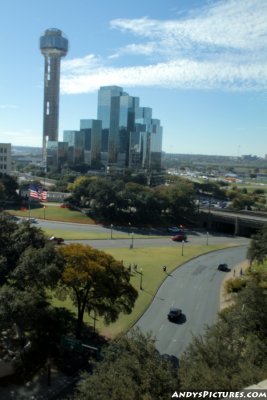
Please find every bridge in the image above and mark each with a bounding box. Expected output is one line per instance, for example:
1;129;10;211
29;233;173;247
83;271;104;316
199;209;267;236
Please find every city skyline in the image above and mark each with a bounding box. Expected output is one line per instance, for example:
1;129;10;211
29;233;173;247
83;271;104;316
0;0;267;157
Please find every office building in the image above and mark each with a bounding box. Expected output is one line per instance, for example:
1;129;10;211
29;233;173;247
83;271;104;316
40;28;68;161
80;119;102;167
97;86;162;170
63;130;85;165
0;143;11;175
47;141;68;168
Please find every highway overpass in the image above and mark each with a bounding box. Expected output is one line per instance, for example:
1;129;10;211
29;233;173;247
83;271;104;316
199;209;267;236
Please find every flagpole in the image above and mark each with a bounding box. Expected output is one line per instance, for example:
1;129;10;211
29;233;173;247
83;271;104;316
28;193;31;218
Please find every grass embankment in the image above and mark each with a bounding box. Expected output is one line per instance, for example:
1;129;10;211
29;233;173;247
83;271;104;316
52;243;231;339
7;205;163;240
7;204;93;224
7;204;236;338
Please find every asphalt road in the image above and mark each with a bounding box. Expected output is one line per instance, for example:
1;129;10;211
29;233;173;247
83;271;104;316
135;245;248;359
36;219;249;249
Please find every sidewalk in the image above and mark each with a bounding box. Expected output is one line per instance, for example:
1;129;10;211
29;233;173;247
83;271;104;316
219;259;249;311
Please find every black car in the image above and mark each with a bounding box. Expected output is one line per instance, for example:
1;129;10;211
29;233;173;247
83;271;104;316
218;263;229;272
168;307;182;322
50;236;64;245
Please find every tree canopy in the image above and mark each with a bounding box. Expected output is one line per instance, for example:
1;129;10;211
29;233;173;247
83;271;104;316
57;243;138;338
71;328;179;400
179;276;267;390
247;225;267;265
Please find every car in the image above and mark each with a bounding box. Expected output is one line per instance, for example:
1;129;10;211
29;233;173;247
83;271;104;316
49;236;64;244
171;233;187;242
218;263;229;272
27;217;37;223
167;226;184;234
168;307;182;322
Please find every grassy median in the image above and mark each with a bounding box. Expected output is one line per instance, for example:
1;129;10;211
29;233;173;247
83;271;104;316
52;243;234;339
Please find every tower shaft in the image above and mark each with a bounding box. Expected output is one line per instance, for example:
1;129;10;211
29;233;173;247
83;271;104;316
40;28;68;162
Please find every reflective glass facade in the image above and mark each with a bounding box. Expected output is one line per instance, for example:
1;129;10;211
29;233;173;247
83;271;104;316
80;119;102;166
97;86;162;170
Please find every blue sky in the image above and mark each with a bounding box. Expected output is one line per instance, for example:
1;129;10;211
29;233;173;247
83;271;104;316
0;0;267;157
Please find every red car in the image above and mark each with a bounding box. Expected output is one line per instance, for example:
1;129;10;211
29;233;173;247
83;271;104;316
171;233;187;242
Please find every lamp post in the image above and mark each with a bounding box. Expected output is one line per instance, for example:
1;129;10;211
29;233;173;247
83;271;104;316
206;231;209;246
110;224;113;239
139;268;143;290
181;240;184;256
130;232;134;249
43;205;46;220
128;222;131;235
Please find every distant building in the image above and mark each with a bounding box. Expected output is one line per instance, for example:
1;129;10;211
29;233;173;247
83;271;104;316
80;119;102;167
63;130;85;165
47;140;68;168
0;143;11;175
97;85;162;171
43;85;162;173
40;28;68;161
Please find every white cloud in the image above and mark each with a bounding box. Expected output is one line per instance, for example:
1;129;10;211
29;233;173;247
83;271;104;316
61;0;267;94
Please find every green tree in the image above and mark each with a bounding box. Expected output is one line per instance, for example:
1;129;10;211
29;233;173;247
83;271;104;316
71;328;179;400
57;244;138;339
0;215;50;285
179;278;267;390
247;225;267;265
0;213;64;348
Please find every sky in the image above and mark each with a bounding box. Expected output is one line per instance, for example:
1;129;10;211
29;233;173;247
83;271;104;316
0;0;267;157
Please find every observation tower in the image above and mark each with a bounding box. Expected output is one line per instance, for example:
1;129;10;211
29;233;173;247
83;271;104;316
40;28;68;160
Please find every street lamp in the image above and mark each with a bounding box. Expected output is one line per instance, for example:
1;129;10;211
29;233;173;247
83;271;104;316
206;231;209;246
128;222;131;235
130;232;134;249
139;268;143;290
181;240;185;256
110;224;113;239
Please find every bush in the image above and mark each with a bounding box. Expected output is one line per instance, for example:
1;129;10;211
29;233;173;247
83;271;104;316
225;277;247;293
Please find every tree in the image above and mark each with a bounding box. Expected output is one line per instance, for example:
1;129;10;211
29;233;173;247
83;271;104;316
57;244;138;339
0;214;54;285
179;277;267;390
0;213;64;350
0;173;19;201
160;178;196;222
247;225;267;265
71;328;179;400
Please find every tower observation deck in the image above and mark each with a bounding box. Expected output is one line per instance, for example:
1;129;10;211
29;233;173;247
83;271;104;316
40;28;68;161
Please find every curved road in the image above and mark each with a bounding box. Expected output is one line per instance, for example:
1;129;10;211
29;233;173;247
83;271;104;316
36;219;249;359
135;246;248;359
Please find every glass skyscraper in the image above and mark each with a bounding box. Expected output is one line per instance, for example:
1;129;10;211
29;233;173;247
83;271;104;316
97;86;162;171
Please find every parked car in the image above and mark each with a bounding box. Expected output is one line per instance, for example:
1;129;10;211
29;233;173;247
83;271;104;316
171;233;187;242
49;236;64;245
168;307;182;322
218;263;229;272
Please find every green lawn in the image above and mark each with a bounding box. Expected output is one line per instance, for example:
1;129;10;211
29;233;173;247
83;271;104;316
6;204;94;224
6;204;240;338
52;243;234;339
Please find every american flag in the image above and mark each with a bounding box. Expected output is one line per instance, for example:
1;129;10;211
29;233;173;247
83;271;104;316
29;185;48;202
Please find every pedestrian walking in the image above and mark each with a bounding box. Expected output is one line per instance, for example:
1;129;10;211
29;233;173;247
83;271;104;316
163;265;167;272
